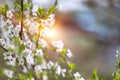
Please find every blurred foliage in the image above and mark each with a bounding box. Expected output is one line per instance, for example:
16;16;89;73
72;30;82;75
37;6;55;19
0;4;9;17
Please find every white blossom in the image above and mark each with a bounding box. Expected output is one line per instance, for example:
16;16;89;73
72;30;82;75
116;50;119;58
26;53;34;65
22;66;28;73
6;57;16;66
23;32;29;40
7;11;13;19
5;19;12;25
0;18;6;28
34;65;42;72
74;72;84;80
56;65;61;75
24;48;32;54
80;77;85;80
25;40;35;49
61;69;66;77
25;19;39;36
40;63;47;69
32;77;35;80
41;14;55;27
0;39;6;48
0;3;84;80
38;39;48;48
9;24;14;29
43;75;48;80
52;40;64;52
18;58;24;65
66;49;73;58
28;20;40;36
4;69;14;78
3;51;16;66
74;72;81;77
47;61;54;69
36;49;44;57
55;65;66;77
3;51;12;60
15;24;21;32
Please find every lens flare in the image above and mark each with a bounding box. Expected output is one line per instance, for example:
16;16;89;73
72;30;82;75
42;28;57;39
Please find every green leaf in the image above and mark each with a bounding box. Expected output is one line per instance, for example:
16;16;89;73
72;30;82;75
47;5;55;17
32;49;36;53
112;72;120;80
60;48;67;57
14;0;21;11
35;56;43;64
23;3;30;10
18;43;25;54
37;7;46;19
68;62;76;70
34;35;38;43
19;72;33;80
91;69;104;80
92;69;99;80
0;4;9;15
18;74;26;80
7;47;14;52
4;4;9;11
37;5;55;19
16;4;21;11
14;37;20;44
37;45;42;49
0;5;3;14
26;72;33;80
58;57;65;63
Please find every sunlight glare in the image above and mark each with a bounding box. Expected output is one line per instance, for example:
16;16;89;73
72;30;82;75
43;28;57;39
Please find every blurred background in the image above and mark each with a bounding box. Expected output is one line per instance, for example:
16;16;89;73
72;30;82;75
1;0;120;79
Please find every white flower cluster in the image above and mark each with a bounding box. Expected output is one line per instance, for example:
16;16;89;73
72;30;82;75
52;40;73;58
52;40;64;52
3;51;16;66
40;14;55;27
0;15;20;49
25;18;40;36
7;11;13;19
0;8;84;80
4;69;14;78
74;72;85;80
32;5;55;28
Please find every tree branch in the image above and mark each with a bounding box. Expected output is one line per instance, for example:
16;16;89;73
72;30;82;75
54;0;58;7
0;45;8;52
19;0;24;40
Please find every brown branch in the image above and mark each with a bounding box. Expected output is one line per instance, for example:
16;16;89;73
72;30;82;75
36;26;41;48
19;0;24;40
0;45;8;51
54;0;58;7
